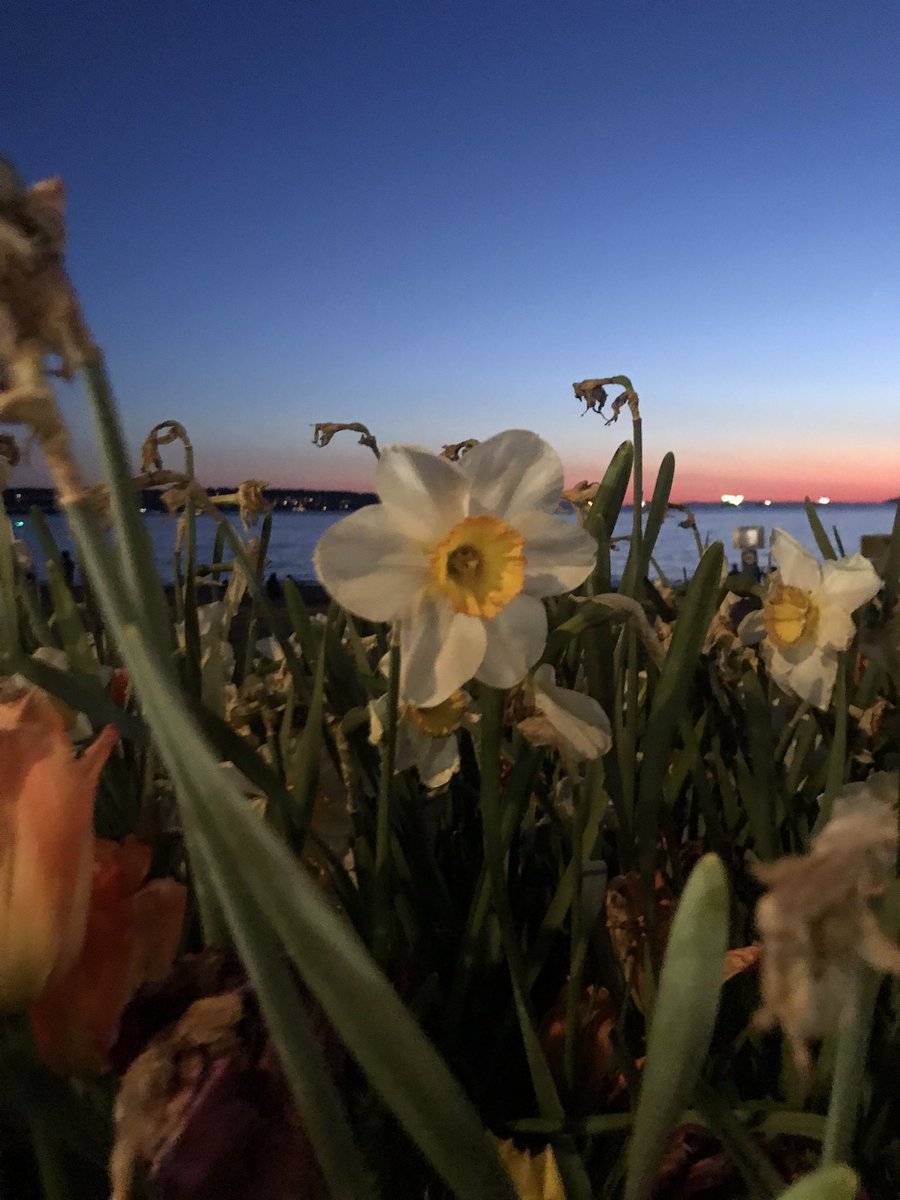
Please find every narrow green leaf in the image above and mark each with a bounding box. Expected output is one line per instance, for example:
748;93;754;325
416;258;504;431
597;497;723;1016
585;440;634;549
13;654;145;743
81;358;173;647
635;542;724;876
289;638;327;836
195;837;376;1200
804;498;837;561
624;854;729;1200
636;450;675;584
45;559;98;677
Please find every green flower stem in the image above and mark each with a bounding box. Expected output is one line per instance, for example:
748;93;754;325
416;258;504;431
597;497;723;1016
443;747;543;1038
822;965;878;1166
480;687;593;1200
80;358;172;650
373;638;400;964
620;413;643;598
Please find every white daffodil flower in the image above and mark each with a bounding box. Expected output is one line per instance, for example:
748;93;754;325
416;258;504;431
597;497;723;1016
313;430;597;707
740;529;880;709
517;664;612;768
369;689;471;792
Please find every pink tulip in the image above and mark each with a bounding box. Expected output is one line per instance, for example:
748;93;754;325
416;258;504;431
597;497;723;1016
0;691;116;1012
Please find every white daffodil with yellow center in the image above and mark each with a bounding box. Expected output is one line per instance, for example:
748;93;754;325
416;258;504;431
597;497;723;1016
313;430;597;707
740;529;880;709
370;689;471;792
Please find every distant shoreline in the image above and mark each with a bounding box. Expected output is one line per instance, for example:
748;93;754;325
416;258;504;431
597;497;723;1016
3;487;896;516
2;486;378;516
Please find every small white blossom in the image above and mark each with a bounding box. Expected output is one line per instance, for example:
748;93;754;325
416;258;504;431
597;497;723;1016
313;430;597;707
740;529;880;709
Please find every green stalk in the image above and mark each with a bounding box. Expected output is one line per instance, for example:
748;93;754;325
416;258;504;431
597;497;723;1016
620;415;644;598
80;358;171;648
480;687;592;1200
822;966;877;1165
373;639;400;964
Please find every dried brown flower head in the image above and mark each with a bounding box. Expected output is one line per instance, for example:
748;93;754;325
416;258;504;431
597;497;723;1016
440;438;479;461
573;376;640;423
311;421;379;458
140;420;192;474
572;379;608;416
235;479;273;529
0;165;97;377
753;772;900;1084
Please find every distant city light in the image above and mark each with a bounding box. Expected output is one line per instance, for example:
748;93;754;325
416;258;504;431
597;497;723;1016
763;499;772;506
721;493;744;506
817;496;831;505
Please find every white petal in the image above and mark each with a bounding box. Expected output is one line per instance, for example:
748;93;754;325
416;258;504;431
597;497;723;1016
377;444;469;543
762;644;797;697
416;734;461;790
816;604;856;652
400;595;487;707
818;555;881;613
313;505;427;621
770;529;821;592
476;593;547;689
514;509;596;597
738;610;766;646
785;647;838;710
532;663;556;690
535;678;612;760
393;723;423;774
461;430;564;519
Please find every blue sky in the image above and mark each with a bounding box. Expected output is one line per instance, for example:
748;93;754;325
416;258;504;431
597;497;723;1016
7;0;900;499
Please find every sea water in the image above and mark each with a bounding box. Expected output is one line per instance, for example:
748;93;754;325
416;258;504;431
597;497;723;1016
11;503;897;586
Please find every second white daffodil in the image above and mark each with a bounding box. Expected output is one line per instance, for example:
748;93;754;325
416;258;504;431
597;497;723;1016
741;529;880;709
313;430;597;707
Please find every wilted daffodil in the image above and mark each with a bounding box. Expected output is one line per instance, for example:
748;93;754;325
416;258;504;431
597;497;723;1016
0;691;117;1011
313;430;597;706
740;529;880;709
515;665;612;771
754;772;900;1084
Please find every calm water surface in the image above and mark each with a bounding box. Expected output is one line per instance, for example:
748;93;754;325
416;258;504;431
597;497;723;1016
13;503;897;586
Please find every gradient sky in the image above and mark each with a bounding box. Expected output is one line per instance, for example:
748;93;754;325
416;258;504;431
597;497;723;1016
7;0;900;500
